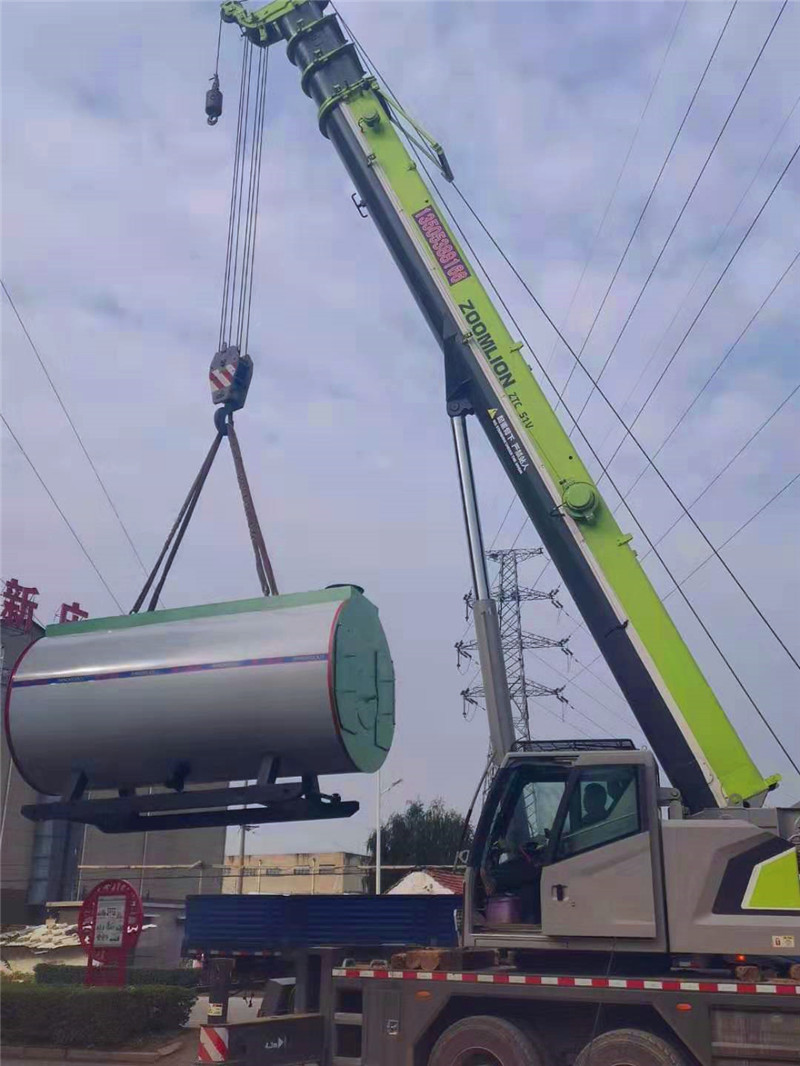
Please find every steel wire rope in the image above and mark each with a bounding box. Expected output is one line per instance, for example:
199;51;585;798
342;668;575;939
225;40;255;348
234;45;269;349
233;43;262;345
333;1;798;739
1;280;156;590
1;413;124;611
569;0;787;429
219;37;251;350
242;50;269;361
590;95;800;464
553;0;739;418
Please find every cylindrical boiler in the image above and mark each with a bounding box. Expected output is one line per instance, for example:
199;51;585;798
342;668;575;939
5;585;394;796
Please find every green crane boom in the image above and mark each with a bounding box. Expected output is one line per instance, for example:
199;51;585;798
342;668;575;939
219;0;779;814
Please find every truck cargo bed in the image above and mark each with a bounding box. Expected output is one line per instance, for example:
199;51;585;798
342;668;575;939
183;893;461;955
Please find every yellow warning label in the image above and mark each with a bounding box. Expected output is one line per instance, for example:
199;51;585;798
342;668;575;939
488;408;497;418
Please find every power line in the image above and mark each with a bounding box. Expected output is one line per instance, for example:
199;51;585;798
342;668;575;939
554;0;738;416
527;649;634;730
665;471;800;598
451;138;800;673
637;383;799;563
541;1;688;377
617;248;799;504
1;280;152;580
336;2;798;745
573;0;788;426
409;155;784;739
593;91;800;462
1;413;124;611
598;139;799;490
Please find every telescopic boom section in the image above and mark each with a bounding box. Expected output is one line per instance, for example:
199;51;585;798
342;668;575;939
220;0;778;813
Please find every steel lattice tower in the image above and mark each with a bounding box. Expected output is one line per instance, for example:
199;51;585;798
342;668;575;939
457;548;570;743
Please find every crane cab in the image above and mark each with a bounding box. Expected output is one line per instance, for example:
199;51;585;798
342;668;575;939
464;740;668;954
463;739;800;964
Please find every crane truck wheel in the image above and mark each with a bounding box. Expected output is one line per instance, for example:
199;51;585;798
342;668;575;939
574;1029;691;1066
428;1015;549;1066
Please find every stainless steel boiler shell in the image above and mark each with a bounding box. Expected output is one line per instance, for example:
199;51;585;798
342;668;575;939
5;587;395;796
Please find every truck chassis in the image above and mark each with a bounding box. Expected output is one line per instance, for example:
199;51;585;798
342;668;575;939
196;947;800;1066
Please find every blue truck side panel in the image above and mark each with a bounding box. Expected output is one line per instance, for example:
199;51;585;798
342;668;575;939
183;894;461;955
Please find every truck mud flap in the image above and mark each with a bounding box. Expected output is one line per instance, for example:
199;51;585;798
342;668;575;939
215;1013;324;1065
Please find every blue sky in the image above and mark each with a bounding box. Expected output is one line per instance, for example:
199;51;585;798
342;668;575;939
2;0;799;855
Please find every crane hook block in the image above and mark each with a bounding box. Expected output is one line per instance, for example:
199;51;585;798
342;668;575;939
209;344;253;412
206;74;223;126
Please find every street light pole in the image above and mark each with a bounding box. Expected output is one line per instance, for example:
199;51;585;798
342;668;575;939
375;770;403;895
237;823;255;895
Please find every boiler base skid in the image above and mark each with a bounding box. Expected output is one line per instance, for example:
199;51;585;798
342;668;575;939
21;775;359;834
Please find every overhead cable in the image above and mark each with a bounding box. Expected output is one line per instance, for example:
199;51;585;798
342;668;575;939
593;92;800;460
554;0;738;415
561;469;800;715
666;471;800;600
1;413;124;612
573;0;787;426
541;0;688;377
443;142;800;673
335;1;798;740
619;250;799;504
598;141;799;486
1;279;152;584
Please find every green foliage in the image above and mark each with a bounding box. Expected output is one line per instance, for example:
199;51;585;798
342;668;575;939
1;985;196;1048
34;963;199;987
365;796;473;892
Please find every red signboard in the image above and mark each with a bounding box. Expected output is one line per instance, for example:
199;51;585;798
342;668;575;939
58;601;89;624
2;578;39;633
78;879;143;986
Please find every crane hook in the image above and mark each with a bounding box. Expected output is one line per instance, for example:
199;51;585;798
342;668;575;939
206;73;223;126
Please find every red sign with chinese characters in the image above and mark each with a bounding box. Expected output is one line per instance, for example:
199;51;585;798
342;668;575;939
58;601;89;624
78;879;143;986
2;578;39;633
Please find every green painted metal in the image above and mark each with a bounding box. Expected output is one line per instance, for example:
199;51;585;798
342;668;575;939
743;850;800;912
45;586;357;638
219;1;776;808
333;592;395;772
340;88;774;808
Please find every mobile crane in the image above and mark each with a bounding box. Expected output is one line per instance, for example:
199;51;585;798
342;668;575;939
214;0;800;935
181;2;800;1063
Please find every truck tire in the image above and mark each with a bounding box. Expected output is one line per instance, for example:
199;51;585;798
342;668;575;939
574;1028;690;1066
428;1015;548;1066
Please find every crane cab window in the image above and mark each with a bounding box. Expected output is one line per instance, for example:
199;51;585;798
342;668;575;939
554;766;641;861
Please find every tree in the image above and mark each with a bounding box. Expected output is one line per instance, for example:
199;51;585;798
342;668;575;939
365;797;474;893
